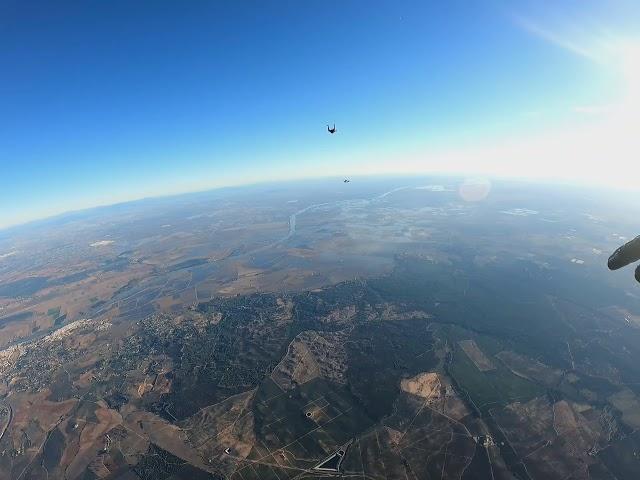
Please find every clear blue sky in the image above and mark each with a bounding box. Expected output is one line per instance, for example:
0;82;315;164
1;0;639;227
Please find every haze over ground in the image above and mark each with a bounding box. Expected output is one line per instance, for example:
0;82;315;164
1;0;639;228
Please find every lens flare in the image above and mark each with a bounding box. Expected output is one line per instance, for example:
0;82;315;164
458;178;491;202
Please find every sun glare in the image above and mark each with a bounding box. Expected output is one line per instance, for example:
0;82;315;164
618;41;640;104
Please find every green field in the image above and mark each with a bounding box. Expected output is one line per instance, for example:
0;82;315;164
442;325;544;410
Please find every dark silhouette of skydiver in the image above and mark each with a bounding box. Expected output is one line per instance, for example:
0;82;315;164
327;123;336;134
608;235;640;283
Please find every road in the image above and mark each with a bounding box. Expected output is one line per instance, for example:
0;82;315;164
0;401;12;446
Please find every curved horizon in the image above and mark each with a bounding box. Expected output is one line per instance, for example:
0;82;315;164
2;1;640;228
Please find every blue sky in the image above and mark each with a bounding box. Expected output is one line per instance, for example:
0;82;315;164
1;0;639;227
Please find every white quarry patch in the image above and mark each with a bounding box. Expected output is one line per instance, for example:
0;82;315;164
416;185;453;192
90;240;115;247
583;213;603;222
500;208;539;216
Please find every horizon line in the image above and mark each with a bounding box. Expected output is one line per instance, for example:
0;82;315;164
2;170;636;232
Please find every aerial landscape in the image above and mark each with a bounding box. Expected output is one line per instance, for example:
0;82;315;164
2;1;640;478
1;178;640;479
